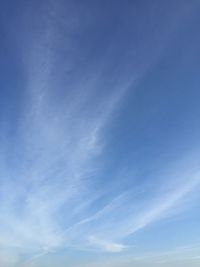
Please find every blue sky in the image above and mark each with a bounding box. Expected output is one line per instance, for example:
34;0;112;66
0;0;200;266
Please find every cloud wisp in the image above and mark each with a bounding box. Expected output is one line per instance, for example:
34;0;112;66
0;4;135;263
1;1;200;266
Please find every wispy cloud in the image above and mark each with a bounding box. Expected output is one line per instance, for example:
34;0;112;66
1;1;200;266
0;4;134;262
59;147;200;245
88;236;126;253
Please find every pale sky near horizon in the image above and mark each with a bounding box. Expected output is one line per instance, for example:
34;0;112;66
0;1;200;266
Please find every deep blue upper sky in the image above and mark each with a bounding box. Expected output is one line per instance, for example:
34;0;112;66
0;1;200;266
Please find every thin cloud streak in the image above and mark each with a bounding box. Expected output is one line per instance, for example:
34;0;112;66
1;1;200;266
0;8;134;260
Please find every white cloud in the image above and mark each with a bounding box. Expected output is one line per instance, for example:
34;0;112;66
1;2;200;266
88;236;126;253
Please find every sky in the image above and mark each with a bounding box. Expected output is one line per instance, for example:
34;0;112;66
0;0;200;266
